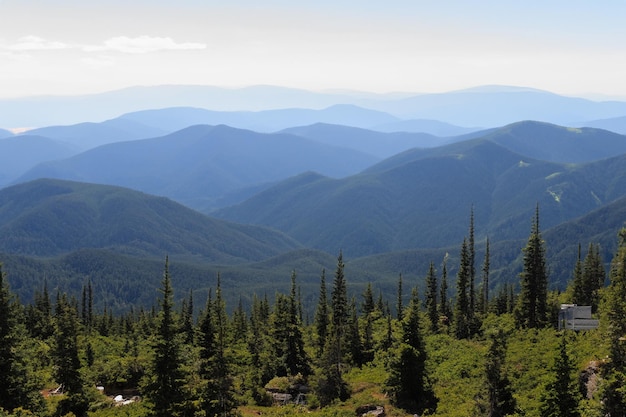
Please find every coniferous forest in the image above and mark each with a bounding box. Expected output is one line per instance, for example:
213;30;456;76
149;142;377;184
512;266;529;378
2;212;626;417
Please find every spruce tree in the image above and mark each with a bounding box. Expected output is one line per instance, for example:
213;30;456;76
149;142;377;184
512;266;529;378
361;283;375;363
198;282;236;416
583;243;605;313
180;289;195;345
347;298;364;367
53;293;88;417
386;288;437;414
482;329;516;417
540;335;581;417
571;243;584;305
144;257;187;417
316;251;350;405
469;206;476;314
248;294;273;404
515;204;549;329
396;273;404;320
0;264;43;414
231;296;248;343
454;238;471;339
439;255;452;326
425;261;439;333
314;269;329;358
600;227;626;416
480;238;491;314
284;271;310;376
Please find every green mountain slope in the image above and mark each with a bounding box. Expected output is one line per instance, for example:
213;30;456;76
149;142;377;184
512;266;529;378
215;138;626;258
0;179;301;263
483;121;626;163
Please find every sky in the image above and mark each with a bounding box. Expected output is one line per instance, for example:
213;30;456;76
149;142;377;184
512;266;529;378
1;0;626;99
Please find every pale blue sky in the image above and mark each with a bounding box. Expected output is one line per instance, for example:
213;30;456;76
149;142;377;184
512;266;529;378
1;1;625;98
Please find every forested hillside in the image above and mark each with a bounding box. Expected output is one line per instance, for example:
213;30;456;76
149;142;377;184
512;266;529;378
1;223;625;417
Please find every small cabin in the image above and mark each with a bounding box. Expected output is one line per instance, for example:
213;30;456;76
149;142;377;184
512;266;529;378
558;304;599;330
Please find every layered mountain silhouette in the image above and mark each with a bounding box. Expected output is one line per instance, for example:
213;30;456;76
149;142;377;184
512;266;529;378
0;135;76;186
215;134;626;257
15;124;379;211
26;118;167;150
3;84;626;129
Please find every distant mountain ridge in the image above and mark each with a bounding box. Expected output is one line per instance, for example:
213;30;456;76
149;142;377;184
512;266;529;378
2;84;626;129
0;178;301;262
0;135;76;186
15;124;379;211
215;132;626;258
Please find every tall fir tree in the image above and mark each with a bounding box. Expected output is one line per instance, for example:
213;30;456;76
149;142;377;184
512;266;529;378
248;293;273;405
481;329;517;417
347;297;364;367
439;254;452;326
144;257;188;417
198;281;236;416
314;269;329;358
386;287;437;414
582;243;605;312
317;251;350;405
396;273;404;321
540;335;581;417
469;206;476;314
361;283;375;363
53;293;88;417
180;289;194;345
0;264;44;414
571;244;585;305
425;261;439;333
600;227;626;416
480;238;491;314
284;271;310;376
454;238;471;339
515;204;549;329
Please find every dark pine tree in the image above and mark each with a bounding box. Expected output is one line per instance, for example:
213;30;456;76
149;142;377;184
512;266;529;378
540;335;581;417
439;254;452;327
469;206;476;314
600;227;626;416
53;293;88;417
396;273;404;321
425;261;439;333
571;244;585;305
144;257;188;417
582;243;605;313
317;251;350;406
361;283;375;363
386;287;437;414
479;238;491;314
515;204;549;329
285;271;311;376
482;329;517;417
0;264;44;414
346;297;364;368
314;269;329;358
454;238;471;339
180;289;194;345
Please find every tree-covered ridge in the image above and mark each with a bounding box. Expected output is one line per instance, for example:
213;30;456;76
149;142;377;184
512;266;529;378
1;215;625;417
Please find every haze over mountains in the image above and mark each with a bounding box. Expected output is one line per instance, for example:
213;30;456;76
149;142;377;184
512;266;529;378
1;84;626;309
3;85;626;131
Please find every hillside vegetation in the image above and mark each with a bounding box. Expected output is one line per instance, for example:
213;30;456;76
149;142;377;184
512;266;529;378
1;224;625;417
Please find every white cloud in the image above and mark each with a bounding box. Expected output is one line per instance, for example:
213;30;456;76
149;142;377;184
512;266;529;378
1;35;206;55
84;36;207;54
6;35;71;51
